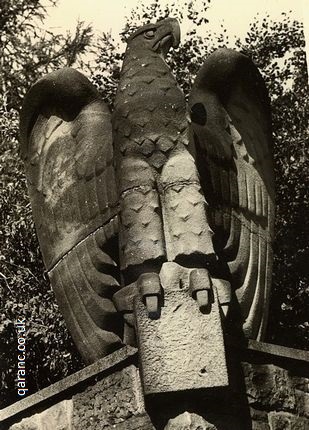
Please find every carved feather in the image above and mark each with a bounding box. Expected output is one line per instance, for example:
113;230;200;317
113;18;216;283
189;49;275;339
20;68;123;363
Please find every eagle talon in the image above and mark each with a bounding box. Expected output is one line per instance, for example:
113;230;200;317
137;272;162;319
189;268;212;313
145;295;159;319
196;289;209;312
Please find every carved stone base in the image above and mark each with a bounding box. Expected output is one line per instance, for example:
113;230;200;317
135;263;228;395
0;342;308;430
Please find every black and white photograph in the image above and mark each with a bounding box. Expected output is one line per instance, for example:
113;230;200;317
0;0;308;428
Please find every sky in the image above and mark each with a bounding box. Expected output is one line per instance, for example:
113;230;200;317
44;0;309;70
45;0;306;36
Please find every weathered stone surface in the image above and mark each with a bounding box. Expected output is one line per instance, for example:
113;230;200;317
9;23;308;424
164;412;216;430
116;415;155;429
189;47;275;340
293;378;309;394
159;152;216;262
118;184;166;271
243;363;296;410
295;390;309;418
268;412;309;429
246;341;309;364
19;18;277;389
49;228;123;365
7;367;151;430
252;422;271;430
20;68;122;364
9;400;72;430
72;365;146;429
135;262;228;394
2;340;309;430
250;407;270;428
0;346;137;424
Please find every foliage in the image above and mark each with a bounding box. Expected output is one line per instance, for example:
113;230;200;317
0;0;93;110
0;0;89;408
0;0;308;409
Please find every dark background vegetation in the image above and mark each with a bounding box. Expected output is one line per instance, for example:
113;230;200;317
0;0;308;408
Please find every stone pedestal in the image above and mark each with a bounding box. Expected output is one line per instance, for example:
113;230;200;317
0;341;308;430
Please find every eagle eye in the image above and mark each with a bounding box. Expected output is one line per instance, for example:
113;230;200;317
144;29;156;39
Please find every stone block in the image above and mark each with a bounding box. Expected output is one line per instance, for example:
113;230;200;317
250;408;270;429
252;422;271;430
268;412;309;430
116;415;155;429
243;363;296;411
295;390;309;419
135;263;228;395
2;339;309;430
9;400;72;430
0;346;137;425
292;378;309;394
164;412;217;430
72;365;146;429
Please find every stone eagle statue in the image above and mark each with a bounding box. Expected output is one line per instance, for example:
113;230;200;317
20;18;274;372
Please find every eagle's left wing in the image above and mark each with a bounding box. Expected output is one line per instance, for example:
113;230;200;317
188;49;275;339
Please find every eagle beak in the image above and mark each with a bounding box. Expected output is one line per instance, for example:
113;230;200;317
153;18;181;55
158;18;180;48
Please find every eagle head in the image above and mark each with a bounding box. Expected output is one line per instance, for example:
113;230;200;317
126;18;180;57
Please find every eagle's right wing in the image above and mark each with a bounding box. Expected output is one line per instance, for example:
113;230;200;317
20;68;123;363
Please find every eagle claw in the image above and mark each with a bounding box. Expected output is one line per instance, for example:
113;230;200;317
189;268;212;313
145;295;159;319
196;289;209;312
137;272;161;319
